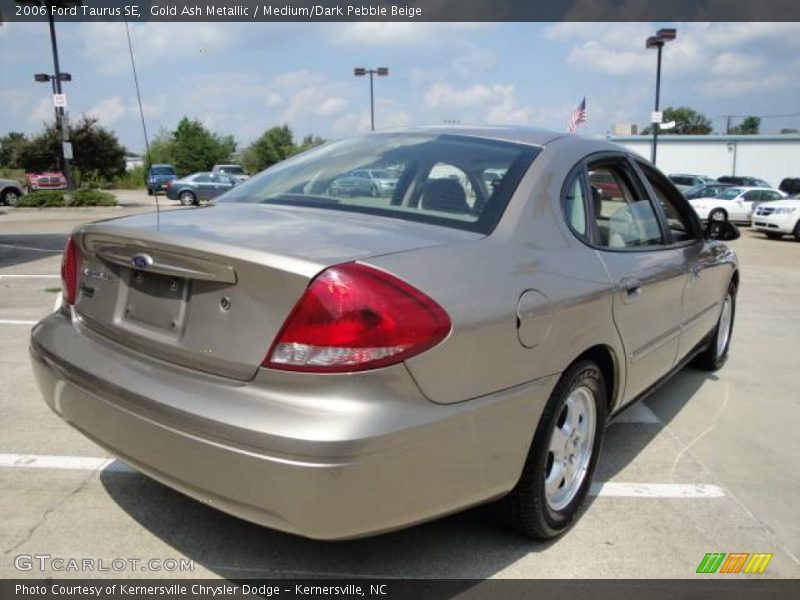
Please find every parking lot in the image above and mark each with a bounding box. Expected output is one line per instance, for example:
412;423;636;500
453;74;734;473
1;201;798;579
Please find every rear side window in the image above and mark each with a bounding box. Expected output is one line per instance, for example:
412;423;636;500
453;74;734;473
588;161;663;249
221;133;540;234
563;172;588;237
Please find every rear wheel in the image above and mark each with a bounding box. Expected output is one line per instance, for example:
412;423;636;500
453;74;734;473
794;221;800;242
1;188;20;206
709;208;727;222
694;284;736;371
179;191;196;206
498;360;606;539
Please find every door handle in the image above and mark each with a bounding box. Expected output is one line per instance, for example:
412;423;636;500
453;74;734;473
619;277;642;301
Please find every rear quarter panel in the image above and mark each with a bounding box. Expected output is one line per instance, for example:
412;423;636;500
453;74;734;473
366;137;627;406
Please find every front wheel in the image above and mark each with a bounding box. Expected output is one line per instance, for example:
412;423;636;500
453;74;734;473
498;360;606;539
179;191;196;206
694;284;736;371
794;221;800;242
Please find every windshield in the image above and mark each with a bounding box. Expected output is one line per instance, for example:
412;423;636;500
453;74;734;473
220;166;245;175
368;170;393;179
151;166;175;176
221;133;539;233
717;188;743;200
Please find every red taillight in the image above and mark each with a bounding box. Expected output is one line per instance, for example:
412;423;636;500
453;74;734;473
264;263;451;372
60;237;78;305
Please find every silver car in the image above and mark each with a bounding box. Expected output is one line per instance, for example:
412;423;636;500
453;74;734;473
30;128;739;540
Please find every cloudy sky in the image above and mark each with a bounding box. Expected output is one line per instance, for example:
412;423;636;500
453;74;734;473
1;21;799;153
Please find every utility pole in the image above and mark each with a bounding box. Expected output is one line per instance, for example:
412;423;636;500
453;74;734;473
47;7;73;192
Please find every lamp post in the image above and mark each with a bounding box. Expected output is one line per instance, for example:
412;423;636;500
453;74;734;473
646;28;676;165
19;1;80;190
354;67;389;131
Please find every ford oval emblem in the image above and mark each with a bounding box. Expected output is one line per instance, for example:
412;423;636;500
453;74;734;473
131;253;153;269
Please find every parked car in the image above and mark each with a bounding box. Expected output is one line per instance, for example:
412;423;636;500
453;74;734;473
328;168;398;197
31;127;739;541
717;175;772;188
0;177;24;206
668;173;716;192
684;182;733;200
212;164;249;184
165;171;236;205
146;164;177;195
689;187;786;223
778;177;800;196
752;196;800;241
26;171;66;193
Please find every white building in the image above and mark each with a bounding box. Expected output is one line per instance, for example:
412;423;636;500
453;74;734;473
607;134;800;189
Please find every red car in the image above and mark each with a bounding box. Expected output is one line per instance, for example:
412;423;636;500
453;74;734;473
26;172;67;193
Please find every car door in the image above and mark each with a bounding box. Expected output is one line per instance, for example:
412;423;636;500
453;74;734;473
192;173;215;201
635;161;729;360
738;190;762;220
587;155;686;404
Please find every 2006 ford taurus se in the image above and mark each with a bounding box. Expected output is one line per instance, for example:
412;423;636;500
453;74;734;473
30;127;739;540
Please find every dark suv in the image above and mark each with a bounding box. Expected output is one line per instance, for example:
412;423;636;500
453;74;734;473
146;164;177;195
717;175;771;188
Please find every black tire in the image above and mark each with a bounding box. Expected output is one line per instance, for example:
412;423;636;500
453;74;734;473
1;188;20;206
498;360;607;539
178;191;196;206
708;208;727;222
694;283;736;371
794;221;800;242
147;187;153;196
765;232;782;240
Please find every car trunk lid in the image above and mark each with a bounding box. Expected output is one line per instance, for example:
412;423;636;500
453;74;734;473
72;203;479;380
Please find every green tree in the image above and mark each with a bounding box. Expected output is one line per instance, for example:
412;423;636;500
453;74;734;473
17;118;126;186
729;116;760;135
642;106;713;135
241;126;325;173
0;132;28;168
164;117;235;176
69;116;126;186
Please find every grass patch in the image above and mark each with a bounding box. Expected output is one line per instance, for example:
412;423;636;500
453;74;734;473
15;189;117;207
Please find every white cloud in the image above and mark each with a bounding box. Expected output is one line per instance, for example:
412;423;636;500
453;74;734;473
28;97;54;126
424;82;532;125
330;22;486;46
316;97;348;116
86;96;126;125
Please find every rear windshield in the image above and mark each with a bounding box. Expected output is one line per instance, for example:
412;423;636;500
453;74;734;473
220;133;539;233
151;166;175;176
717;188;743;199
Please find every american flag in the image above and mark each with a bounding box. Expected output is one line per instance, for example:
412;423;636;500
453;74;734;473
568;97;587;133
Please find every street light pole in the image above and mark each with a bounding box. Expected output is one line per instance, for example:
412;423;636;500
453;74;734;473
46;8;73;191
652;43;662;164
354;67;389;131
646;28;676;166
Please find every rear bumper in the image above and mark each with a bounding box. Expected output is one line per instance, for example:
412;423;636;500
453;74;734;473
30;311;553;539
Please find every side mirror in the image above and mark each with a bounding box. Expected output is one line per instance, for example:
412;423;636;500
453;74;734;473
705;218;740;241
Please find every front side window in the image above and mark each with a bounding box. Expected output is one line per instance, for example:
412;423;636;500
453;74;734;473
638;162;698;244
588;161;662;249
221;133;539;233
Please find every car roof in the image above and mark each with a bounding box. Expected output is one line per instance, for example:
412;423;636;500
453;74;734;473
376;125;572;147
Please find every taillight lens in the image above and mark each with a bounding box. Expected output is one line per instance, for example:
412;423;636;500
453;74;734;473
264;263;450;372
60;237;78;305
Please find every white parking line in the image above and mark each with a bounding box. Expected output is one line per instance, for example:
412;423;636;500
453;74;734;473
0;244;59;253
0;319;37;326
589;482;725;498
0;453;725;498
0;274;60;279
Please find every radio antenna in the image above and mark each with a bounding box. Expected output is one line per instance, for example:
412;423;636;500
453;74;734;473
123;17;159;228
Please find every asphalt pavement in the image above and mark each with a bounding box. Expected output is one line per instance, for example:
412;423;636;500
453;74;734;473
0;200;798;579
